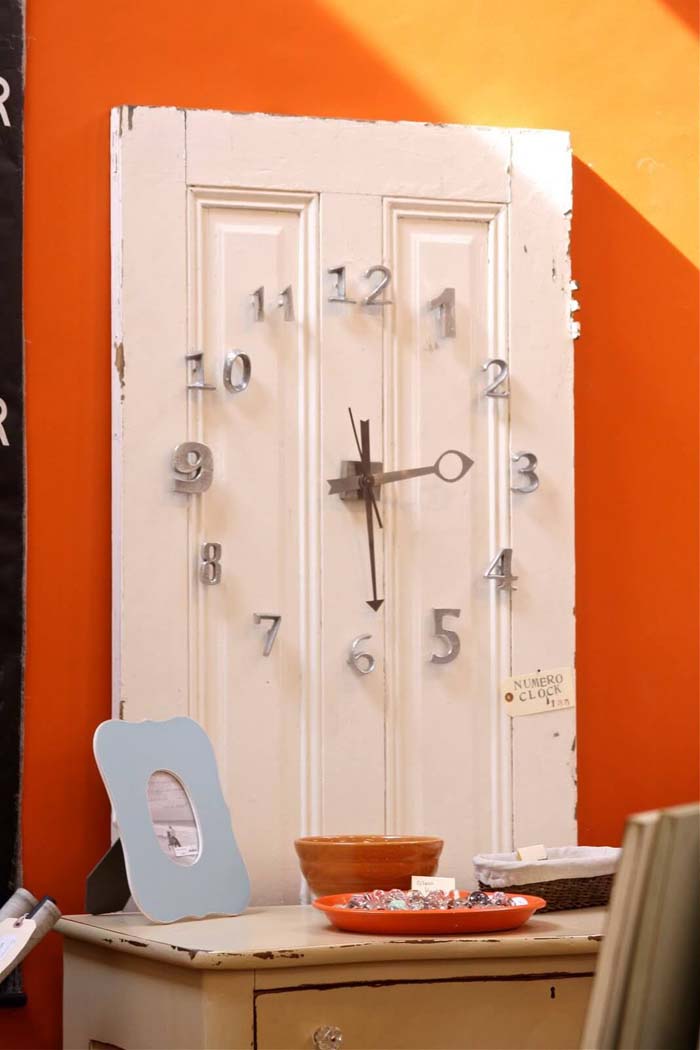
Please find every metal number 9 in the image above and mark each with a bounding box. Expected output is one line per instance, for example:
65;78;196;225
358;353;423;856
430;609;461;664
511;451;539;493
348;634;376;675
172;441;214;494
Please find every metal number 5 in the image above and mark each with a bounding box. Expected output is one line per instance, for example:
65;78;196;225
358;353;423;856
511;451;539;493
362;265;393;306
430;609;461;664
348;634;376;675
172;442;214;494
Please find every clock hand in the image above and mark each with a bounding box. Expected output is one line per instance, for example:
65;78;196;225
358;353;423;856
348;408;382;528
327;449;474;496
359;418;384;612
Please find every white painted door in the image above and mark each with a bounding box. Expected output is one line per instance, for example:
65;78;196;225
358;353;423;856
112;110;576;903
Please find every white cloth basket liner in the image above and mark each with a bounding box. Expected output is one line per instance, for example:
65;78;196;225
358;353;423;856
473;846;621;888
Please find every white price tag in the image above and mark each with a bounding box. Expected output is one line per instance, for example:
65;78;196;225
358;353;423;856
502;667;575;717
0;917;36;980
411;875;456;894
516;844;547;862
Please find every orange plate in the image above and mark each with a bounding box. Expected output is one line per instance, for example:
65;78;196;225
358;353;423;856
312;892;547;935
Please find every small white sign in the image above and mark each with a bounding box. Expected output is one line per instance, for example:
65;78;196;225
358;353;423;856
502;667;575;717
411;875;456;894
0;917;35;980
516;844;547;862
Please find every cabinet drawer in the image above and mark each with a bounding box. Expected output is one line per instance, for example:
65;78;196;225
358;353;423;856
255;971;593;1050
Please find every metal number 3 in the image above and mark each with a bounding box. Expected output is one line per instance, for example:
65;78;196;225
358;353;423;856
430;608;461;664
362;265;393;306
172;442;214;494
511;451;539;493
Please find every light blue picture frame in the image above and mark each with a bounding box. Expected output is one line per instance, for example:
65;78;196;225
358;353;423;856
93;717;250;923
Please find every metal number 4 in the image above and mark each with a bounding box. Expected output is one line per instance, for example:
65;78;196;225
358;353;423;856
430;608;461;664
511;451;539;493
254;614;282;656
484;548;518;591
172;442;214;494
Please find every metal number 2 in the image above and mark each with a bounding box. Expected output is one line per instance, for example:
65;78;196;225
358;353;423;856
482;358;509;398
430;608;461;664
511;451;539;493
254;614;282;656
484;548;518;591
200;542;222;585
172;442;214;494
362;265;393;306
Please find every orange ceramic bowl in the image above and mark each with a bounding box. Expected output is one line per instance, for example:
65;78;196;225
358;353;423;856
294;835;444;897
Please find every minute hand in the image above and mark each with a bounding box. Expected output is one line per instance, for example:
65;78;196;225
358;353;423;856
327;450;473;495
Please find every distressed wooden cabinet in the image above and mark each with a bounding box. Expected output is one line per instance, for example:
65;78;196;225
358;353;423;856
60;907;602;1049
112;109;576;903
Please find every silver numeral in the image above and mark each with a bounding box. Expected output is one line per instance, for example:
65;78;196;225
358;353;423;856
200;542;222;585
172;442;214;494
511;451;539;493
429;287;456;339
223;351;252;394
430;608;461;664
277;285;295;321
362;265;392;306
254;614;282;656
348;634;376;675
186;352;216;391
251;286;264;322
482;358;510;398
484;548;518;591
328;265;356;304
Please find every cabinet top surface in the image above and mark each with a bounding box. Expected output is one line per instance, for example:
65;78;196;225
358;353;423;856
58;905;604;971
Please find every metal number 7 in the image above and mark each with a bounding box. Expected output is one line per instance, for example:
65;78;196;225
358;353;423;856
253;614;282;656
430;608;461;664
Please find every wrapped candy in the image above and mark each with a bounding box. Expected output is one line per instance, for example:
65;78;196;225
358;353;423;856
343;888;521;911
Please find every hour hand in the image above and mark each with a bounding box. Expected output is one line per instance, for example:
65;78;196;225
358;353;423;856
327;449;474;495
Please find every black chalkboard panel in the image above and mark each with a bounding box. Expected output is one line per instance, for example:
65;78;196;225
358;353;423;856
0;0;25;1007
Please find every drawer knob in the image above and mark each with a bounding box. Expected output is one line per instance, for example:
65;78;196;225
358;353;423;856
313;1025;343;1050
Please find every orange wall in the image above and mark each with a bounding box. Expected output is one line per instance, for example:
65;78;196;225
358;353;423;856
5;2;698;1046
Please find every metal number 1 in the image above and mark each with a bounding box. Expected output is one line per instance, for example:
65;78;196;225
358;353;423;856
430;608;461;664
429;287;456;339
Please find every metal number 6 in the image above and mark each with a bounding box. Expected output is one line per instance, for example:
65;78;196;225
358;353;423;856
430;609;461;664
172;442;214;494
362;265;393;306
348;634;376;675
511;451;539;493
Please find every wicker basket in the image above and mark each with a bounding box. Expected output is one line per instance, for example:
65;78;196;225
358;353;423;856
474;847;620;912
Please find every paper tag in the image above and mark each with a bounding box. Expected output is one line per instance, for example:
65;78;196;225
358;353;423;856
411;875;456;894
516;844;547;862
0;917;35;977
502;667;575;717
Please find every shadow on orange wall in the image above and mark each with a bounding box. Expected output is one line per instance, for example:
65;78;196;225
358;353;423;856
2;1;697;1046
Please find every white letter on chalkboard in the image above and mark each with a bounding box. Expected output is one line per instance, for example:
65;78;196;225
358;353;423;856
0;400;9;445
0;79;10;127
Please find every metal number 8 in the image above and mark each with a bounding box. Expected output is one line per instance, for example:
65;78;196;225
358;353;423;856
172;442;214;494
199;542;222;585
430;609;461;664
511;451;539;493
